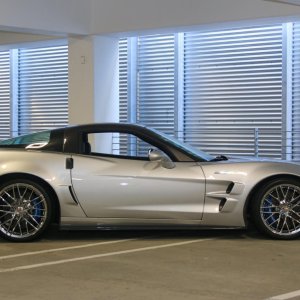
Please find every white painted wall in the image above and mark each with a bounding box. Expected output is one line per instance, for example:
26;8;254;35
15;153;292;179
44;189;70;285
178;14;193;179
93;36;119;124
68;36;95;125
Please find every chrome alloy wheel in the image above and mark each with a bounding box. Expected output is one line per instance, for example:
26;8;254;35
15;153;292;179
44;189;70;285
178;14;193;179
260;184;300;237
0;182;48;240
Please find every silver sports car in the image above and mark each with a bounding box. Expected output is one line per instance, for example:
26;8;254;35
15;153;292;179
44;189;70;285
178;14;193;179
0;123;299;242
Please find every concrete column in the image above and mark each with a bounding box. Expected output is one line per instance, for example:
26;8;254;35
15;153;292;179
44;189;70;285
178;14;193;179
93;35;119;124
68;35;119;125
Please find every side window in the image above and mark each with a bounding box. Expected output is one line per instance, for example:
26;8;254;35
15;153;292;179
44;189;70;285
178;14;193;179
86;132;157;159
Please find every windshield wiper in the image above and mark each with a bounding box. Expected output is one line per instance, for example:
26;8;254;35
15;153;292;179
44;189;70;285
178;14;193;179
210;155;228;162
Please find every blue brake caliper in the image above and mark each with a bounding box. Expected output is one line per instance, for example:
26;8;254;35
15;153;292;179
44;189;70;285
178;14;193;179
263;196;276;227
32;198;42;224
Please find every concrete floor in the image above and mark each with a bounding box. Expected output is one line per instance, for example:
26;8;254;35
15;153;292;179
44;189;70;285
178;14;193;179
0;228;299;300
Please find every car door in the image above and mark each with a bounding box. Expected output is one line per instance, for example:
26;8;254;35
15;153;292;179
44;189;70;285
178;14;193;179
70;130;206;222
71;155;205;222
71;155;205;220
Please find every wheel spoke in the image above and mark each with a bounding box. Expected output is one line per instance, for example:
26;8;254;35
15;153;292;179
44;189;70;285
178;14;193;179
267;193;279;203
25;219;29;235
33;208;46;212
276;217;282;232
28;214;41;227
268;217;280;227
0;204;11;207
5;216;16;234
30;196;44;207
261;205;277;210
288;214;300;224
18;221;23;236
287;215;298;231
275;187;281;201
11;218;21;234
291;194;300;204
0;195;11;206
1;215;15;225
283;186;289;200
284;217;290;233
291;186;296;199
24;218;38;231
20;186;28;200
0;209;12;213
0;211;13;220
263;212;278;222
16;185;22;200
291;209;300;218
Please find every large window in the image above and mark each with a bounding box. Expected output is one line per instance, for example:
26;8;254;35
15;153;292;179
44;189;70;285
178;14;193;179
0;50;11;140
119;35;176;135
183;25;283;158
119;22;300;160
18;45;68;135
0;44;68;139
292;23;300;160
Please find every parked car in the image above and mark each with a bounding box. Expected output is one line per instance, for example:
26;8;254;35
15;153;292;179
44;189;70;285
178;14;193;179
0;123;299;241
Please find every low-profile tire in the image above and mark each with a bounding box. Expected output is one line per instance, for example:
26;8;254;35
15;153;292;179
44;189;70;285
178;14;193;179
252;178;300;240
0;179;52;242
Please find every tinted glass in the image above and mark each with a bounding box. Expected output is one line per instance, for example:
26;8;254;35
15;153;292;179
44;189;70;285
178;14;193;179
0;131;51;146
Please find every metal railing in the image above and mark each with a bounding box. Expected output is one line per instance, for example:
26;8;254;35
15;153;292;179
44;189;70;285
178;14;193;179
178;128;287;159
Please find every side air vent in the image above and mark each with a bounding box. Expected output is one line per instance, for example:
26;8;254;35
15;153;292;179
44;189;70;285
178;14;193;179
69;186;79;205
219;198;227;211
226;182;235;194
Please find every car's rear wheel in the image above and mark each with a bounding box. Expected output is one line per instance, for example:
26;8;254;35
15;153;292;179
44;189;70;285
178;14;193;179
0;179;52;242
252;178;300;239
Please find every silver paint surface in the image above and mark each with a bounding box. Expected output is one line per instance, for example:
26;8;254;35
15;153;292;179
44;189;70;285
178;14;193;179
0;149;300;230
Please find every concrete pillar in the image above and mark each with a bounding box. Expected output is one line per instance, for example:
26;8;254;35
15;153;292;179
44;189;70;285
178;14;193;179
68;35;119;125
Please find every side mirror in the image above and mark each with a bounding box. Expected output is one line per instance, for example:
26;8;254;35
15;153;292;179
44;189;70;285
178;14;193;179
148;149;175;169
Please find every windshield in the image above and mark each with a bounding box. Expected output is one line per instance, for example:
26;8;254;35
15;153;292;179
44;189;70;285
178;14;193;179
150;128;213;161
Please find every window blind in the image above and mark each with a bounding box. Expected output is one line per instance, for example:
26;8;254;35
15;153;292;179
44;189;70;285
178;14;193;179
18;45;68;135
119;39;128;123
0;50;11;140
183;25;283;157
292;22;300;160
137;35;175;135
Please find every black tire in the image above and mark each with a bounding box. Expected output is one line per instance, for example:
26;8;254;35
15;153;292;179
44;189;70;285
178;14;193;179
0;179;52;242
252;178;300;240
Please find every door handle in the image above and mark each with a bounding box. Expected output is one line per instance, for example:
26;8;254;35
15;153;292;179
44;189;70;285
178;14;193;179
66;158;74;169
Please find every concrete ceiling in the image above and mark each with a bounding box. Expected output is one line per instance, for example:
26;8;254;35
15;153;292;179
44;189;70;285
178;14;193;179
1;0;300;39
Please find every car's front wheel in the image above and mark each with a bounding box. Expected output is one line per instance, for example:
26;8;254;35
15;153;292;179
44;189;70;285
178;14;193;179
252;178;300;239
0;179;52;242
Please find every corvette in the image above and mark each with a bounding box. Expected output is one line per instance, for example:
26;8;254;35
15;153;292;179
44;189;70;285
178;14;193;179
0;123;299;242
